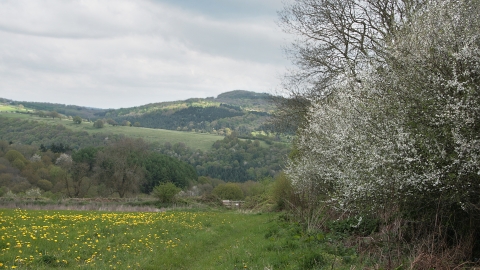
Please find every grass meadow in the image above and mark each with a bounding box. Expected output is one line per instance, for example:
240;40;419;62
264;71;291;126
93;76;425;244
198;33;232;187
0;106;17;112
0;113;222;151
0;209;358;269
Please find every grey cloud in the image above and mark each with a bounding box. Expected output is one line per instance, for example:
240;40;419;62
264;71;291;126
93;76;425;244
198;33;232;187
0;0;290;108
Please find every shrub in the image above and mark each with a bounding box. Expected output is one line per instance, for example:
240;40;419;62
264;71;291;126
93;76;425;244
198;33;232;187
93;119;104;128
73;116;82;124
270;173;293;210
37;179;53;191
25;187;42;198
212;183;244;200
3;190;16;199
152;182;181;203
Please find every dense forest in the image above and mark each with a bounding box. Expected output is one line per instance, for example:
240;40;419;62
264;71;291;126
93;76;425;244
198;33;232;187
120;105;243;131
158;136;289;182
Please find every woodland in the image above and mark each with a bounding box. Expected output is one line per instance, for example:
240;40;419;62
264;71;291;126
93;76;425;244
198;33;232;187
0;106;292;206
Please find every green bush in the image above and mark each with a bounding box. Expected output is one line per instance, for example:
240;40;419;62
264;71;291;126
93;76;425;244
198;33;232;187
152;182;181;203
212;183;244;200
270;173;293;210
73;116;82;124
93;119;104;128
5;150;27;163
37;179;53;191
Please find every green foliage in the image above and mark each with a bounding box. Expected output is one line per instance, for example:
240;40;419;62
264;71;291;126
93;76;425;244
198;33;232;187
91;90;275;137
216;90;270;100
327;216;380;237
72;146;99;170
270;173;293;210
3;190;16;199
106;119;117;126
5;150;27;163
161;135;289;182
0;115;220;151
95;138;148;198
0;117;124;149
152;182;181;203
93;119;104;128
12;158;26;171
212;183;244;200
40;254;57;265
117;105;245;132
142;152;197;193
49;111;60;119
0;114;288;185
37;179;53;191
300;252;326;269
9;100;107;120
72;116;82;124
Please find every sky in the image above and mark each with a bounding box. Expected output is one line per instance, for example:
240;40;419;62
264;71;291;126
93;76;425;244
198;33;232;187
0;0;292;109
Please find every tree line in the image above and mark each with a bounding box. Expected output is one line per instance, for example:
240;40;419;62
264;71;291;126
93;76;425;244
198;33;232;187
158;135;289;182
111;105;268;136
0;138;196;198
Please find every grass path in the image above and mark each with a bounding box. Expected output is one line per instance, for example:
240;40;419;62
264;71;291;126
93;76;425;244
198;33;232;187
0;209;357;269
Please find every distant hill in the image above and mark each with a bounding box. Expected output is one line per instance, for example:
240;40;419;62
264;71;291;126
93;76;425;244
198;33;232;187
2;90;274;137
3;98;107;120
115;90;274;136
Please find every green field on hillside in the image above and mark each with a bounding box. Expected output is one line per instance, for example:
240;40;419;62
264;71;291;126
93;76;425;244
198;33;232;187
0;209;357;269
0;105;29;112
0;113;222;151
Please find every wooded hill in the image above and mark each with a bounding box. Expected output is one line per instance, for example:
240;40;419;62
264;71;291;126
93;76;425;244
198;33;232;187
0;107;289;183
4;90;275;137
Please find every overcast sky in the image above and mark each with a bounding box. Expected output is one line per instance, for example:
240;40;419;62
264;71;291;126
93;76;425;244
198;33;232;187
0;0;292;109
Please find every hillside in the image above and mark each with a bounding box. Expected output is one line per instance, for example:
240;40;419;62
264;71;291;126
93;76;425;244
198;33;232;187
0;113;289;182
0;113;222;152
2;90;275;137
2;98;107;120
104;90;274;136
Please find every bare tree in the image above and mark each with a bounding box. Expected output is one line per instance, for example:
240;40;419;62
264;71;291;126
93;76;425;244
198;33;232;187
69;162;92;197
95;138;148;198
272;0;426;131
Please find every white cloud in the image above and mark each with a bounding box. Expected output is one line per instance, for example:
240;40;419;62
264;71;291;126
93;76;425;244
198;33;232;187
0;0;291;108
